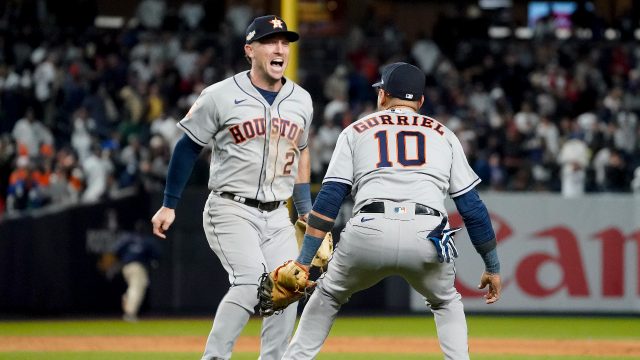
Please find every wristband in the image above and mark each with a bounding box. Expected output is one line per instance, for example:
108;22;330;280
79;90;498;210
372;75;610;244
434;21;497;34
296;234;324;265
292;183;312;216
481;248;500;274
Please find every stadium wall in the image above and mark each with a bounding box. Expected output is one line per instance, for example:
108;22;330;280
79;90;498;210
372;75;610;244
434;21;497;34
0;189;637;316
411;193;640;314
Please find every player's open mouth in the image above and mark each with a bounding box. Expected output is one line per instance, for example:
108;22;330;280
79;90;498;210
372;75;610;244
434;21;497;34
270;59;284;68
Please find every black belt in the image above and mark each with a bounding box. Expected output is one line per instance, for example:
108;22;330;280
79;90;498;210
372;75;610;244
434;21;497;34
360;202;442;217
219;192;284;212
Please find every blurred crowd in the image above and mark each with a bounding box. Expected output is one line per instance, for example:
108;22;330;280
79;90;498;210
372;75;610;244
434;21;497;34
1;0;640;216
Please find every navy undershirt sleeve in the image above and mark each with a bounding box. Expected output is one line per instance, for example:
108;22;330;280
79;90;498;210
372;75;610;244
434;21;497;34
163;134;204;208
312;181;351;219
453;188;496;254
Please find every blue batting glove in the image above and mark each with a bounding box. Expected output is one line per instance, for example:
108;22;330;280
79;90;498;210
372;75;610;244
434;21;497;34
427;217;462;263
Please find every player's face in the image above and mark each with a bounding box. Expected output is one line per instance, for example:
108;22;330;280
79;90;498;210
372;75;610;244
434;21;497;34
246;35;290;87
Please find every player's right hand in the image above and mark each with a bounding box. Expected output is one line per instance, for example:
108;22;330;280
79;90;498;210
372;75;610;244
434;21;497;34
151;206;176;239
478;271;501;304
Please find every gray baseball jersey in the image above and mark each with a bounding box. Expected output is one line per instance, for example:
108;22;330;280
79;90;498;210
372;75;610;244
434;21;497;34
283;107;479;360
178;70;313;202
324;108;480;213
179;71;313;360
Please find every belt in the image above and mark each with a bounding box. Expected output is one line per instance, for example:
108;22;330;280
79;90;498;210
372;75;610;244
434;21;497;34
219;192;284;212
360;202;442;217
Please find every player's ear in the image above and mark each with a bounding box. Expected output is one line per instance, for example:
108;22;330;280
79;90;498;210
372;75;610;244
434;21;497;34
376;89;386;109
244;44;253;62
417;95;425;109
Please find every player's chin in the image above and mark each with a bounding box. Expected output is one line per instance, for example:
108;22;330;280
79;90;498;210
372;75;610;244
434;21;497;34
268;64;286;78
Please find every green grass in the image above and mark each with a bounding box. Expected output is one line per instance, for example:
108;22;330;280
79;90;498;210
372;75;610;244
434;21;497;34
1;316;637;340
0;316;638;360
0;353;631;360
0;318;211;336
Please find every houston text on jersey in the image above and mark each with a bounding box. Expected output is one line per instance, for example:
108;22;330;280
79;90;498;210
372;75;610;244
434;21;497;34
229;117;302;144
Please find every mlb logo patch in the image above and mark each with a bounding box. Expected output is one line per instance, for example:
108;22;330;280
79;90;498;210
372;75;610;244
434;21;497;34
394;206;408;214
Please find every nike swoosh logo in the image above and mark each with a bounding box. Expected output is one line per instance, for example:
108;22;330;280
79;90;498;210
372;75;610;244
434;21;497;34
361;217;375;223
234;99;247;104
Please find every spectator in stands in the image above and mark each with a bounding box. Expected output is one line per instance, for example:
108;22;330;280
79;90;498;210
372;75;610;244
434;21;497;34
324;64;349;102
118;134;148;188
603;150;629;192
557;134;590;197
179;0;205;31
32;51;58;126
0;135;16;215
6;156;47;213
71;107;96;162
150;110;182;152
81;144;110;203
314;116;342;176
136;0;167;30
82;83;119;138
11;107;53;158
139;135;169;192
592;145;612;192
514;101;540;136
3;2;640;217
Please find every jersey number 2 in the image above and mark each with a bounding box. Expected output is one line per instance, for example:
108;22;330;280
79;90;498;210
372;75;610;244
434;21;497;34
283;151;295;175
374;130;426;168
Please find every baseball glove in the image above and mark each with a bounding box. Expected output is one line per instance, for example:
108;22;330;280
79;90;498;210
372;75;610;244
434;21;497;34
258;260;316;316
294;219;334;269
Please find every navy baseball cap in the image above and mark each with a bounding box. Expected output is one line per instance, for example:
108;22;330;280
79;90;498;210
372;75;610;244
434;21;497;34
372;62;425;101
245;15;299;44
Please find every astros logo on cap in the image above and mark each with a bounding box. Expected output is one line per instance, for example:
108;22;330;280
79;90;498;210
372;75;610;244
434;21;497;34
269;18;284;29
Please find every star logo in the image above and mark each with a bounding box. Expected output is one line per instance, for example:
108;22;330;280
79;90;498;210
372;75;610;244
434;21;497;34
269;18;284;29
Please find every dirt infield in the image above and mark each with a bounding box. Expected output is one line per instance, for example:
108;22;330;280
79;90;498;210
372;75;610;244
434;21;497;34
1;336;640;357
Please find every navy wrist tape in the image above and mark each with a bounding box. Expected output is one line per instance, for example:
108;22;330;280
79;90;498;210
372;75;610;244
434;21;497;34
481;248;500;274
297;234;324;265
292;183;312;216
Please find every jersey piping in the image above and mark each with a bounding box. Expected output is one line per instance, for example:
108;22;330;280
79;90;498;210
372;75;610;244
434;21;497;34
450;177;481;197
177;122;208;146
208;196;237;284
269;84;296;199
232;74;269;200
323;176;353;184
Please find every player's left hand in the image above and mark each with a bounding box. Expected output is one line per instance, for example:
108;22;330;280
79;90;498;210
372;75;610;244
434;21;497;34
257;260;316;316
478;271;501;304
151;206;176;239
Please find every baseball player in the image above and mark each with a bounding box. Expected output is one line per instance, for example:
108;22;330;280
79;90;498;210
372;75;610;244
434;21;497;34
112;220;161;322
150;15;314;360
281;62;502;360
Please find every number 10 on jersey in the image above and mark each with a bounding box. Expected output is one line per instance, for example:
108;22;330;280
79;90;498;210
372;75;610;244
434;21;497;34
375;130;426;168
